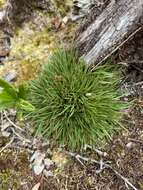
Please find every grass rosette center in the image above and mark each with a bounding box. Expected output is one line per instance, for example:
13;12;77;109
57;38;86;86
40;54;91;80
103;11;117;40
27;49;127;150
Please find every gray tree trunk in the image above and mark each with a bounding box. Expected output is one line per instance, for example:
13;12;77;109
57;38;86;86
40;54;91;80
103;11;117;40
76;0;143;66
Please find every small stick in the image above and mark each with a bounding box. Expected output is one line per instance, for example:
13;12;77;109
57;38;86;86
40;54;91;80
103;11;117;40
129;138;143;144
84;144;108;157
132;81;143;86
118;60;143;65
3;111;24;132
108;165;138;190
0;136;15;154
11;128;31;143
0;111;4;127
65;151;138;190
91;27;142;71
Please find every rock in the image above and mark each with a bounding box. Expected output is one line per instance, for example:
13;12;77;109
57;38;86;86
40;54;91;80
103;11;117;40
33;164;45;175
62;16;69;24
4;72;17;82
43;170;54;178
0;10;6;21
44;158;54;169
1;130;11;137
0;49;10;57
126;142;135;149
30;150;46;175
30;150;45;163
1;121;10;131
0;57;6;64
1;121;11;137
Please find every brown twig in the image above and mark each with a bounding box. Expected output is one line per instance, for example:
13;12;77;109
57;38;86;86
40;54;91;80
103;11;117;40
129;138;143;145
65;151;138;190
0;135;15;154
3;111;25;132
84;144;108;157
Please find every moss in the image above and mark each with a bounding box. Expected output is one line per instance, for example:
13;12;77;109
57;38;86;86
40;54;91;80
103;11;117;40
0;170;19;190
0;28;55;83
52;149;69;168
54;0;72;16
0;19;77;83
0;0;5;7
0;136;9;148
0;149;33;189
0;0;77;85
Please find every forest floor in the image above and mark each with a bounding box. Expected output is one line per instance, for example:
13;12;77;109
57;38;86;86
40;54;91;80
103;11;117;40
0;1;143;190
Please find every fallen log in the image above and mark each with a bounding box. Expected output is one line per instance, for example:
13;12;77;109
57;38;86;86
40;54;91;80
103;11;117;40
76;0;143;66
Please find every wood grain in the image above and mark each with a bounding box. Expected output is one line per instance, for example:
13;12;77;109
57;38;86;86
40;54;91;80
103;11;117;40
76;0;143;65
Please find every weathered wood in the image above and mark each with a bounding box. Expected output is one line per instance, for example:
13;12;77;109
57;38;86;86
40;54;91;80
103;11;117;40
76;0;143;66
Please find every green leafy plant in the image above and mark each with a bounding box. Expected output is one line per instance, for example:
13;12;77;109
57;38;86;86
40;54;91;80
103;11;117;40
27;49;128;150
0;78;35;111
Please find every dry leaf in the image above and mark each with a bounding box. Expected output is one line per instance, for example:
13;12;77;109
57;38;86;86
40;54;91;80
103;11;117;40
31;183;40;190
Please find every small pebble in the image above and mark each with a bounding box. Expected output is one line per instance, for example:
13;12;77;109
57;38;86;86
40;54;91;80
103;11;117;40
1;130;11;137
33;164;45;175
43;170;54;178
62;16;69;24
126;142;135;149
44;158;54;169
4;72;17;82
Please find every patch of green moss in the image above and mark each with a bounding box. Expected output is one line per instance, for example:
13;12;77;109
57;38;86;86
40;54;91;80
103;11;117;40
52;0;72;17
0;0;5;7
0;1;77;84
0;149;33;190
0;170;20;190
1;20;77;83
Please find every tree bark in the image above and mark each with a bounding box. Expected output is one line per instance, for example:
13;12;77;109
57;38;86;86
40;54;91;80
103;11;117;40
76;0;143;66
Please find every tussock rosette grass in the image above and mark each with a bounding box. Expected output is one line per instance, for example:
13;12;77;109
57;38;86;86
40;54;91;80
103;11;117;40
27;49;128;150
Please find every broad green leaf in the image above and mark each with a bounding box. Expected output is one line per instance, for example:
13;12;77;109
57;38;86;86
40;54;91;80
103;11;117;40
0;78;18;99
0;90;14;101
0;100;16;110
0;90;17;110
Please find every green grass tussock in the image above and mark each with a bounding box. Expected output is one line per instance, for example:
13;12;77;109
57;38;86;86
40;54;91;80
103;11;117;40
27;49;127;150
